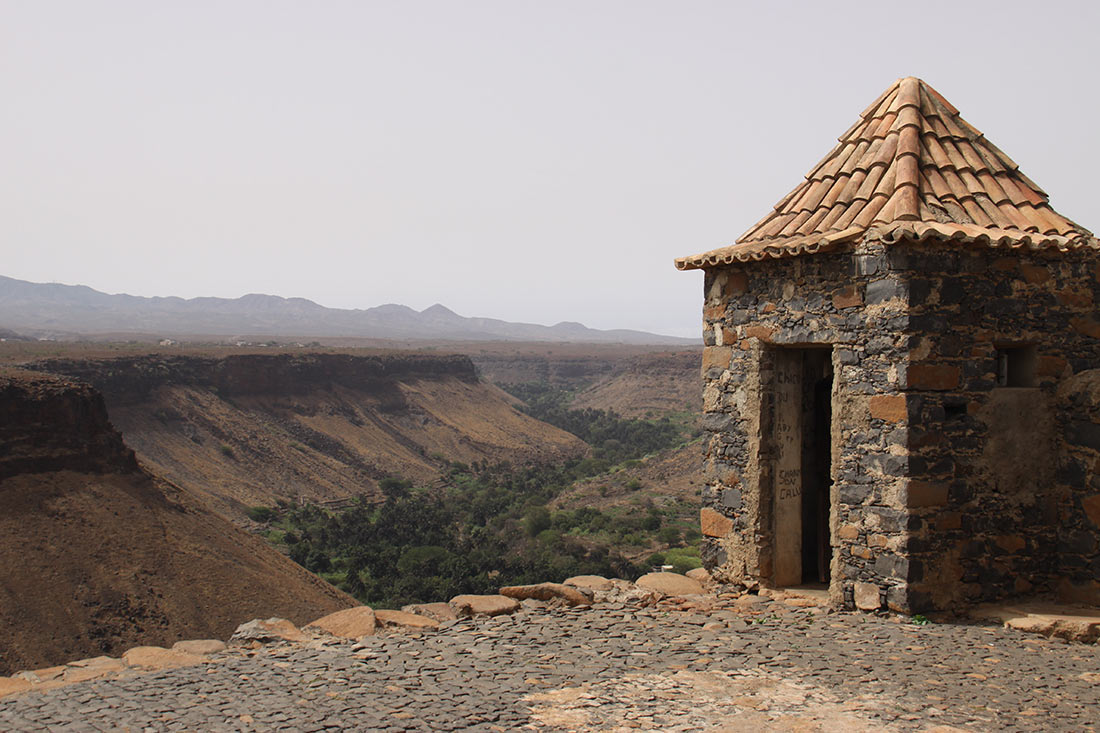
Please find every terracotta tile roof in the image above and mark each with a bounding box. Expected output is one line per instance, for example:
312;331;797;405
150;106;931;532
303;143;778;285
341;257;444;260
676;77;1097;271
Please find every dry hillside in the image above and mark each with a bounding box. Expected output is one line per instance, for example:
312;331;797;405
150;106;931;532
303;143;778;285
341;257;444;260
0;370;356;675
24;353;585;520
569;350;701;418
470;347;701;417
549;441;703;514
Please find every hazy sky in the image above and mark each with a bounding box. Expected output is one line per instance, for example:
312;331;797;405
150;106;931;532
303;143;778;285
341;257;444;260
3;1;1097;337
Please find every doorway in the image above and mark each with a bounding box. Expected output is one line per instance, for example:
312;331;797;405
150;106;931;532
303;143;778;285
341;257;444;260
771;347;833;587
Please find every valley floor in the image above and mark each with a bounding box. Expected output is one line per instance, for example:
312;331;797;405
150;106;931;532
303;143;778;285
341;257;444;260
3;591;1098;732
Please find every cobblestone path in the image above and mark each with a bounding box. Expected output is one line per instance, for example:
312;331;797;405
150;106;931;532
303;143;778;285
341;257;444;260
2;598;1098;731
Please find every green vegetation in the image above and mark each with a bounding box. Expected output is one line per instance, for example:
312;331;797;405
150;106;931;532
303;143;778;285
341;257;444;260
503;383;684;465
247;505;277;523
266;382;702;608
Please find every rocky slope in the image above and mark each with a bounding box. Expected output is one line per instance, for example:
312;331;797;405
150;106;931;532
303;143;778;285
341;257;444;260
24;353;586;520
471;346;701;417
0;369;356;675
569;349;701;418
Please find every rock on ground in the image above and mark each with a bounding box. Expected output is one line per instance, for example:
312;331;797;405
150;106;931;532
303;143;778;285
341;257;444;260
172;639;227;655
635;572;705;597
231;618;307;645
564;575;615;592
122;646;206;670
499;583;593;606
449;594;521;617
970;601;1100;643
305;607;377;639
401;602;458;622
374;610;440;630
0;679;30;699
686;567;714;587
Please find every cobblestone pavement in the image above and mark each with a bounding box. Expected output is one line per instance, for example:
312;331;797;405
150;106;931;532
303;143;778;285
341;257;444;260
2;596;1098;732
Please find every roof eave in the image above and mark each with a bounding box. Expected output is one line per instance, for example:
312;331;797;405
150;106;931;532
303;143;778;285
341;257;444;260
674;227;863;271
674;223;1100;271
868;222;1100;253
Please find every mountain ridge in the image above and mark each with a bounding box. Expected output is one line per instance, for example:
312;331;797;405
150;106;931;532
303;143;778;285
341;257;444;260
0;275;693;344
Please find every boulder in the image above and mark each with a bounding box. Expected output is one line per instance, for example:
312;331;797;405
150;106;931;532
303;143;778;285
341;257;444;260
122;646;206;670
971;602;1100;643
402;602;458;623
563;575;615;592
0;673;31;695
686;567;714;587
611;579;661;605
63;666;125;684
0;677;31;699
230;617;307;645
499;582;592;607
449;594;521;617
571;578;660;606
635;572;705;597
172;639;227;656
67;655;120;668
63;656;127;682
18;665;65;683
375;609;440;630
305;606;377;639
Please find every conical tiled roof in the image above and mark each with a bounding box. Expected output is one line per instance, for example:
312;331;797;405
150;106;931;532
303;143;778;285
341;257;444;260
676;77;1097;270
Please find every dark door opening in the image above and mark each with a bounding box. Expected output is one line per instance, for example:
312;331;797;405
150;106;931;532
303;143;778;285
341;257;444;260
772;347;833;588
800;354;833;585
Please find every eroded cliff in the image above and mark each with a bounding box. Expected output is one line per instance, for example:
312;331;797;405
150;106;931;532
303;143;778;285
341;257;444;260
25;353;586;519
0;369;356;675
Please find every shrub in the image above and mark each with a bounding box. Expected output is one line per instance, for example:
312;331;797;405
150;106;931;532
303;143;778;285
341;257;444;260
247;506;276;523
664;546;703;574
536;529;561;547
219;444;235;459
378;477;412;500
658;526;682;545
524;506;552;537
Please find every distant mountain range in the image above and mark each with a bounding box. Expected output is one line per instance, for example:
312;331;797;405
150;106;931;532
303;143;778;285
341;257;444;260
0;275;694;345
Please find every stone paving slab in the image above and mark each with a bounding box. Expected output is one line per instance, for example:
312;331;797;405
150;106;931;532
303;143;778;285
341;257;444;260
2;595;1098;731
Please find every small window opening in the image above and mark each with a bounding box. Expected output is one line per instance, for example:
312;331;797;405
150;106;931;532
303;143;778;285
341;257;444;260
944;401;967;420
995;345;1037;388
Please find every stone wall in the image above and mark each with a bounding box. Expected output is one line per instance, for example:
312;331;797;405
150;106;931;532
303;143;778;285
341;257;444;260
900;242;1100;609
699;240;911;611
698;237;1100;613
1056;370;1100;605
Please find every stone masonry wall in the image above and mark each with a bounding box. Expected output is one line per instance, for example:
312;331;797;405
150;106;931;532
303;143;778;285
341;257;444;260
698;238;1100;613
699;240;911;611
900;242;1100;610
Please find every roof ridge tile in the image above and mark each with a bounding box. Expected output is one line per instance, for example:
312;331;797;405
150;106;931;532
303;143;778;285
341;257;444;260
860;80;900;118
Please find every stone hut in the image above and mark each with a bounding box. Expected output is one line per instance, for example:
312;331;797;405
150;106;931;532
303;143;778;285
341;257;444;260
675;77;1100;613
